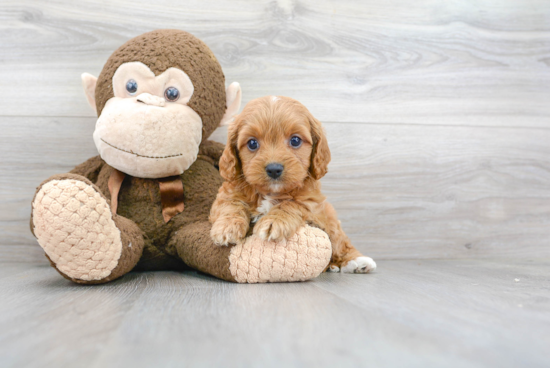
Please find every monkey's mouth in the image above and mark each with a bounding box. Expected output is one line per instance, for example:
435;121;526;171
100;138;183;159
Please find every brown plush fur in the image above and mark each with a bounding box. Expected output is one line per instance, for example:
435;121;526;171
210;96;364;270
70;154;227;272
30;30;237;283
31;151;232;280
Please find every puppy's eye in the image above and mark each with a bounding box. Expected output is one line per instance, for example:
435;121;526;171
164;87;179;101
247;139;259;151
126;79;138;95
290;136;302;148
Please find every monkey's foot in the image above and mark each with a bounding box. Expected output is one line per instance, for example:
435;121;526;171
31;177;143;283
228;225;332;283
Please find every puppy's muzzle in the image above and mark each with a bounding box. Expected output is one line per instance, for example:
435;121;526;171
265;163;284;179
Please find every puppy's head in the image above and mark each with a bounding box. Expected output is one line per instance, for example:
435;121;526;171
219;96;331;194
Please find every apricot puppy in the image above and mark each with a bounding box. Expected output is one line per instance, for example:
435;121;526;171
210;96;376;273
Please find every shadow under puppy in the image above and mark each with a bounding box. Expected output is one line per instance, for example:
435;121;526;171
210;96;376;273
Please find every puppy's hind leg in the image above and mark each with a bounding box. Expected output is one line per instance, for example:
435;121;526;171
328;236;376;274
324;205;376;274
339;256;377;274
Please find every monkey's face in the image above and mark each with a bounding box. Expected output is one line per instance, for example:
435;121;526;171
93;62;202;178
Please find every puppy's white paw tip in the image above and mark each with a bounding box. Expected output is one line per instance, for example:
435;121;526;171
341;257;376;274
327;265;340;272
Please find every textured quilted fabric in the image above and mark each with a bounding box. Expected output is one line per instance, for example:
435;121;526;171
32;179;123;281
229;225;332;283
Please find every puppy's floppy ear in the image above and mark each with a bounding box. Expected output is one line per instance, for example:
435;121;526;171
308;113;331;180
219;117;242;181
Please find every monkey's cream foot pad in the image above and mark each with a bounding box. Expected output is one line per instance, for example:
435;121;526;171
228;225;332;283
32;179;122;281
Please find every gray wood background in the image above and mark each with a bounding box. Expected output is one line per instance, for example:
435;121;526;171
2;2;550;367
1;0;549;262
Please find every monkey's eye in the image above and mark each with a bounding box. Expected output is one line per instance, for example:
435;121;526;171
247;139;259;151
164;87;180;101
290;136;302;148
126;79;138;95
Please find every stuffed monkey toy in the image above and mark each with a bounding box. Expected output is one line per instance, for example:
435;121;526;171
30;30;331;284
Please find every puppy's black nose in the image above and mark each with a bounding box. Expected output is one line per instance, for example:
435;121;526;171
265;163;284;179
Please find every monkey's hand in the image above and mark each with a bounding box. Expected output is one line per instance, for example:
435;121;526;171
210;216;249;246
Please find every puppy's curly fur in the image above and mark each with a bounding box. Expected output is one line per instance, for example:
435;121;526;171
210;96;375;273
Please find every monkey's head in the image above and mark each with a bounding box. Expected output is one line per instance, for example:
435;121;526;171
81;30;241;178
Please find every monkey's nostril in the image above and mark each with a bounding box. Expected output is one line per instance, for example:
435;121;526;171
265;163;284;179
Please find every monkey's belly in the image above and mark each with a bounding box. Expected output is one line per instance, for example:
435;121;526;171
117;177;167;232
96;160;222;270
113;176;199;270
117;187;186;270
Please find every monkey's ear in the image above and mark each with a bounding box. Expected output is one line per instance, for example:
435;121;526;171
220;82;242;126
81;73;98;114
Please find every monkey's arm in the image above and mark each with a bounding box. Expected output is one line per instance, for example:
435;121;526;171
209;182;251;246
69;155;106;184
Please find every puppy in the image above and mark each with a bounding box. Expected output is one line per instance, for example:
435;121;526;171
209;96;376;273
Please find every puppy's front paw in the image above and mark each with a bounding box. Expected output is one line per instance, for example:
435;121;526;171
253;215;301;242
210;217;249;246
340;257;377;274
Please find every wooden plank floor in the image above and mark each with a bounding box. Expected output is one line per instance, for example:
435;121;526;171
0;259;548;368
